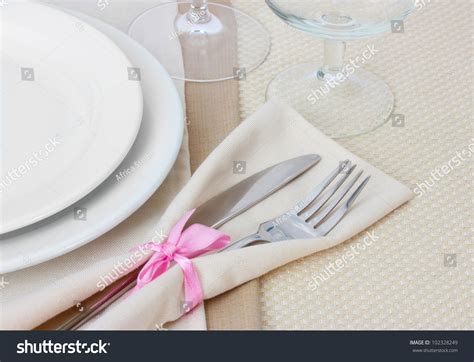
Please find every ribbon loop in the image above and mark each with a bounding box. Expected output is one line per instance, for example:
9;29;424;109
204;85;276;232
130;209;230;311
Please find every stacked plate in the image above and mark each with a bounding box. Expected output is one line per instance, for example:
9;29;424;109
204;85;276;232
0;2;184;273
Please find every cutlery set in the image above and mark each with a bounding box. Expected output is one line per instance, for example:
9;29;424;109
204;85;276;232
37;155;370;330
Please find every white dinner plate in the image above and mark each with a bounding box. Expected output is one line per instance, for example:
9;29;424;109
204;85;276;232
0;6;184;273
0;2;143;233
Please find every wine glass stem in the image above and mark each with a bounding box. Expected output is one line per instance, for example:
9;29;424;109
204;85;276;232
319;39;346;78
187;0;212;24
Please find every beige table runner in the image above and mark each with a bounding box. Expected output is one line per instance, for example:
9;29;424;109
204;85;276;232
181;0;261;330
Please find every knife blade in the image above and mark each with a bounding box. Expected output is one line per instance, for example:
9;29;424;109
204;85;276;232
34;154;320;330
187;154;321;228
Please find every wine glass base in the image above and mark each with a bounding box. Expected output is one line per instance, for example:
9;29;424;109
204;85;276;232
129;1;270;82
266;63;394;138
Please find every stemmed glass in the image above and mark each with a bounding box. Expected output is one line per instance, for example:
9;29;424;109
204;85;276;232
265;0;415;138
129;1;270;82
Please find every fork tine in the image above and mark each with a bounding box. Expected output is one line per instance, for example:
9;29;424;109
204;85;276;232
300;164;357;221
345;175;371;209
294;160;350;214
308;169;363;228
314;175;371;236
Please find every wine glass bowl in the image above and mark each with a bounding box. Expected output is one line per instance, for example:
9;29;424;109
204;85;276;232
265;0;415;138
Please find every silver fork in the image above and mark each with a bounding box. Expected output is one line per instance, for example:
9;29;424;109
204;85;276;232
223;160;371;251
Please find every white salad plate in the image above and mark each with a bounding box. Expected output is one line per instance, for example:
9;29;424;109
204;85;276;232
0;2;143;233
0;5;184;273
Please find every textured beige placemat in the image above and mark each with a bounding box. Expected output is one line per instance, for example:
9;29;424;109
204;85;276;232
233;0;473;329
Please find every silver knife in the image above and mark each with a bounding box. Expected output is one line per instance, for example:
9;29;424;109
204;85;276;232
187;154;321;228
35;154;320;330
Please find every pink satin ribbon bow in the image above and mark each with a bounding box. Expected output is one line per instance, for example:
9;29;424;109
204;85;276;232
131;209;230;311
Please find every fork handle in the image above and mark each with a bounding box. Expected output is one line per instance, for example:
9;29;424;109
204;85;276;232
221;233;263;251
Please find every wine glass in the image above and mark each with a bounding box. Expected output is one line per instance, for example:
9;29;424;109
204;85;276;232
129;1;270;82
265;0;415;138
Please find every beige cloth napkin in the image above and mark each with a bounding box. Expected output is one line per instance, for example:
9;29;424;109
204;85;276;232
77;101;413;329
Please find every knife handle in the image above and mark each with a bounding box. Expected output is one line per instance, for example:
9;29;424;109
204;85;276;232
34;268;140;330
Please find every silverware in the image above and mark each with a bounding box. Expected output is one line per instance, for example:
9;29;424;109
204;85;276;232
223;160;370;251
34;154;321;330
186;154;321;228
